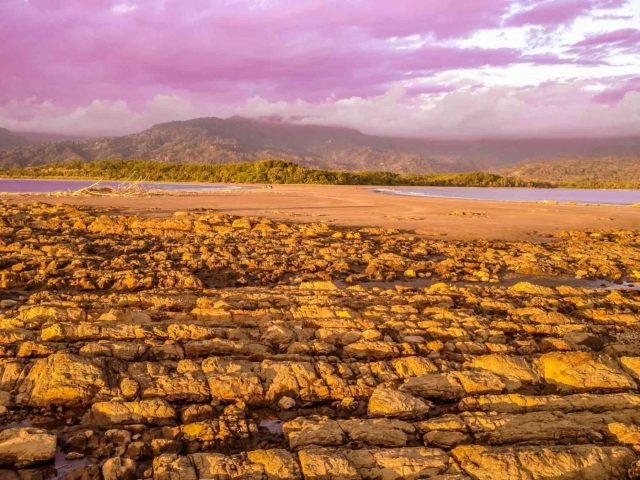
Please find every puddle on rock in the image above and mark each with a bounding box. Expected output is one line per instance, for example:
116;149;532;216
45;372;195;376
54;448;90;480
259;418;284;435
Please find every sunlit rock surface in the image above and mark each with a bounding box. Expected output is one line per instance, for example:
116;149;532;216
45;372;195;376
0;201;639;479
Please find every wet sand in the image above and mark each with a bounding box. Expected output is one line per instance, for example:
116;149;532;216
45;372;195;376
5;184;639;240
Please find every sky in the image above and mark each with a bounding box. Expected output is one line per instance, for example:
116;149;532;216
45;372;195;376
0;0;639;138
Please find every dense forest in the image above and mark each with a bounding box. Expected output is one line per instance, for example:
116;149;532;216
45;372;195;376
0;159;554;187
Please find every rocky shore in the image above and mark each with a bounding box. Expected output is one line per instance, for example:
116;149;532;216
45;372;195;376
1;201;640;479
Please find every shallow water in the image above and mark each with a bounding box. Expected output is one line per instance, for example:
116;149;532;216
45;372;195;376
0;178;244;193
374;186;640;205
339;274;640;292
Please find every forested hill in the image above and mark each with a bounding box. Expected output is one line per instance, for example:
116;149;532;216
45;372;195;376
1;116;639;174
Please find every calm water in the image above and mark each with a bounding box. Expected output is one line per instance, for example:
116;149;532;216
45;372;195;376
374;187;639;205
0;178;244;193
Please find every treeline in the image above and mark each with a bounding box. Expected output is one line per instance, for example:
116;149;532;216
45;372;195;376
0;159;554;187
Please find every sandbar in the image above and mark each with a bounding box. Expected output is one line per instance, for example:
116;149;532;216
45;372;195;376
5;184;639;240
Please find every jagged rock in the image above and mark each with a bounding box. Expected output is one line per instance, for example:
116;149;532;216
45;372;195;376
22;352;107;406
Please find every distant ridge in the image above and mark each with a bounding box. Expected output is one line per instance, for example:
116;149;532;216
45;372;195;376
0;128;29;150
0;128;85;151
507;157;640;185
1;116;639;174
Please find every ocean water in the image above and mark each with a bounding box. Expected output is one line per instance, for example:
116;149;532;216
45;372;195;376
374;187;639;205
0;178;245;193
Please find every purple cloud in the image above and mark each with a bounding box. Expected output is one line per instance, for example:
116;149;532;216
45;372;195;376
592;76;640;104
0;0;637;137
507;0;591;27
0;0;544;106
572;27;640;48
506;0;628;27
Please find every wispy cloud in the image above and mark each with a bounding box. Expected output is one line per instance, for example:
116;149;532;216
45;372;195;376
110;2;138;14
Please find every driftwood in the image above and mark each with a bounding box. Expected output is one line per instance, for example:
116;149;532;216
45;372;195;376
61;179;157;197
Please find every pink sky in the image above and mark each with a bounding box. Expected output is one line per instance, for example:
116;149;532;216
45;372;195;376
0;0;639;138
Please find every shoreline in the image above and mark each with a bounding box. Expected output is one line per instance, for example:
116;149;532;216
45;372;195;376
370;187;640;206
1;174;638;190
4;184;639;241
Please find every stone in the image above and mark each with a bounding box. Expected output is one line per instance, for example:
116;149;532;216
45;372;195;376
0;428;56;468
607;422;640;446
299;281;337;291
298;448;359;480
466;354;539;384
619;356;640;381
368;386;431;419
89;399;176;426
452;444;635;480
367;447;450;480
247;449;302;480
424;430;468;448
22;352;107;407
283;416;345;449
509;282;555;296
343;341;399;360
451;370;508;395
338;419;414;447
152;454;197;480
462;411;603;445
278;396;296;410
390;357;438;379
102;457;136;480
400;374;465;401
534;352;636;392
459;392;640;414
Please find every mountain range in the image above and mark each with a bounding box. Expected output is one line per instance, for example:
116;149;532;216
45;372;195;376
1;116;639;175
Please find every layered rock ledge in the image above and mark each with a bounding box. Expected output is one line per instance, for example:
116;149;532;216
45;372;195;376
0;202;639;479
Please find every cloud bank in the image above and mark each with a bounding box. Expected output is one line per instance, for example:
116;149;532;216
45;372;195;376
0;0;638;138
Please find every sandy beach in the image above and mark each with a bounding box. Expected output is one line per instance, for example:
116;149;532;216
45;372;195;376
6;184;639;240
